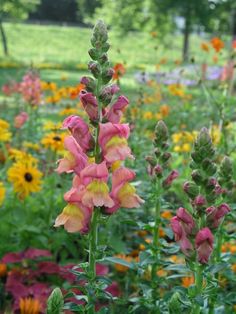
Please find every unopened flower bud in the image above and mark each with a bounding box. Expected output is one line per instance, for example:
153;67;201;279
195;228;214;264
80;76;96;92
163;170;179;188
202;158;217;176
88;48;99;60
160;152;171;163
88;61;101;78
99;53;108;64
191;170;204;185
183;181;199;198
154;120;168;146
154;148;161;158
206;203;230;228
102;67;115;84
154;164;163;177
145;156;157;167
219;156;233;182
99;84;119;105
193;195;206;207
92;20;108;45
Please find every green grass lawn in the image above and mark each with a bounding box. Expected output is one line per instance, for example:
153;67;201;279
0;22;230;100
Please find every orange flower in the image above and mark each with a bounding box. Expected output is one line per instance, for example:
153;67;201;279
232;40;236;49
161;210;172;219
19;297;41;314
113;63;126;81
70;83;85;99
201;42;209;52
230;245;236;254
150;31;158;38
211;37;224;53
231;264;236;272
160;105;170;117
0;263;7;277
181;275;194;287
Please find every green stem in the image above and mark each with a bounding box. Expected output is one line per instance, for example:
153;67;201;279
151;179;161;310
87;75;102;313
192;263;203;314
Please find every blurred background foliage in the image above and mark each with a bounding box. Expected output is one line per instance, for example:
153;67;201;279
1;0;236;60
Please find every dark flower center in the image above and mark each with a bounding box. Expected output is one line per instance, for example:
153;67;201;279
24;172;33;182
53;136;61;141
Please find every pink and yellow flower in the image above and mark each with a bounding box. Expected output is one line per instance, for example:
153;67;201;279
98;123;133;163
106;167;144;214
62;115;94;152
54;203;92;233
106;95;129;123
56;136;88;175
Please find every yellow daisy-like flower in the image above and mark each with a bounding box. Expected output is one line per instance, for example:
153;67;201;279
7;160;42;199
0;119;12;142
0;182;6;205
41;132;67;152
9;148;38;164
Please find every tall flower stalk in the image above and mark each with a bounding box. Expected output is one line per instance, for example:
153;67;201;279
145;121;178;312
54;20;143;312
171;128;231;313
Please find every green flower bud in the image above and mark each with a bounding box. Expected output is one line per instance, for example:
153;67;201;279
219;156;233;179
183;181;199;198
47;288;64;314
88;48;99;60
145;156;157;167
92;20;108;44
88;61;101;78
191;170;204;185
154;120;168;146
202;158;217;176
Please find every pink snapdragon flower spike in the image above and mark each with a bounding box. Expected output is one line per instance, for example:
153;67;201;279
106;95;129;123
20;71;42;106
62;115;94;152
54;202;92;233
98;122;134;163
206;203;230;228
79;91;98;121
106;167;144;214
56;136;88;175
195;227;214;264
79;162;114;208
14;112;29;128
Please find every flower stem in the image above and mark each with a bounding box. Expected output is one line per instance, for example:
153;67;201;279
151;178;161;309
88;207;100;313
88;73;102;313
192;263;203;314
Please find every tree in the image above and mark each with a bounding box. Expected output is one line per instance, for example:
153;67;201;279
0;0;40;55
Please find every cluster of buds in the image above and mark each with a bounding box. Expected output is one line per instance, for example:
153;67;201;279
55;21;144;234
146;120;178;188
171;128;232;264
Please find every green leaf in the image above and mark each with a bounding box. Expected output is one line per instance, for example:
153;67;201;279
105;256;135;269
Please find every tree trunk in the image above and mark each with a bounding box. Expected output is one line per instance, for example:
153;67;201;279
0;20;8;56
182;12;191;62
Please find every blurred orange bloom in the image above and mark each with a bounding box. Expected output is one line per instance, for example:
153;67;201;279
0;263;7;277
113;63;126;80
182;275;194;287
211;37;224;52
